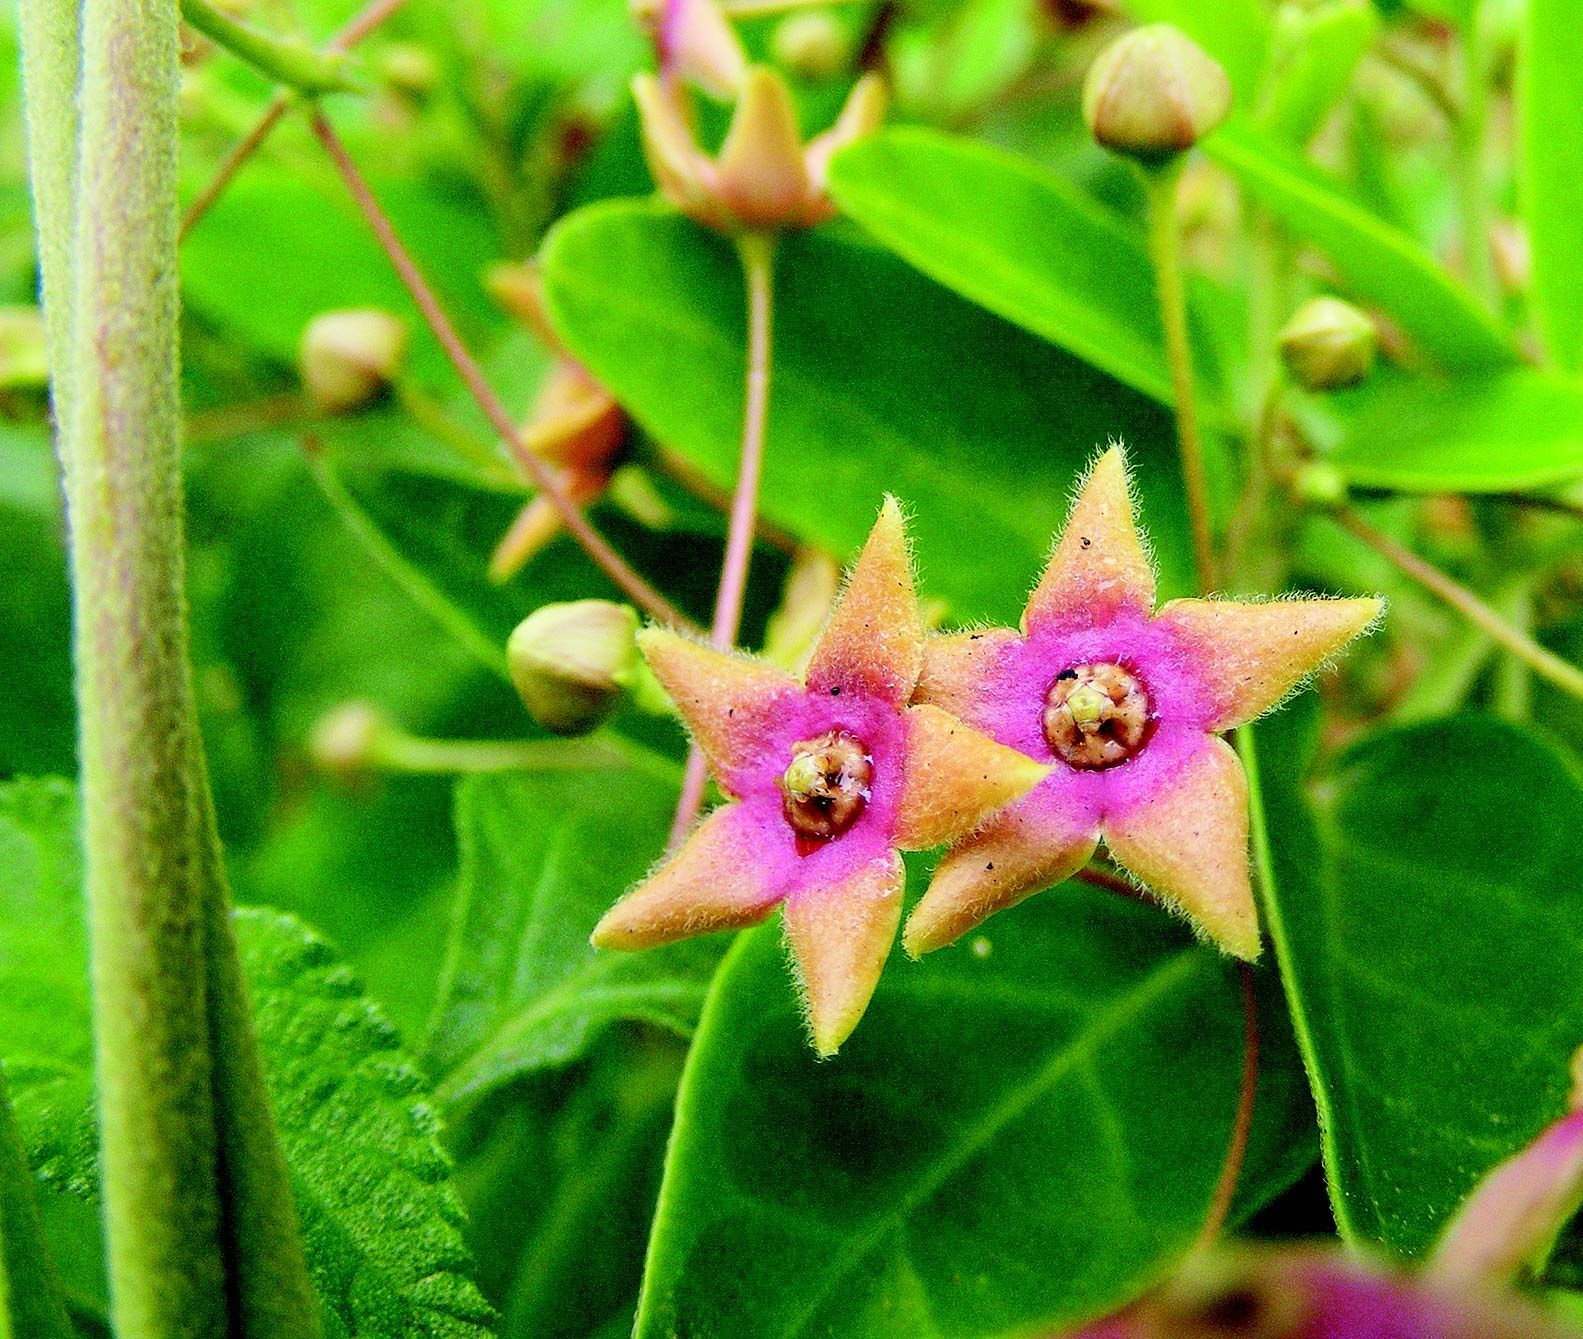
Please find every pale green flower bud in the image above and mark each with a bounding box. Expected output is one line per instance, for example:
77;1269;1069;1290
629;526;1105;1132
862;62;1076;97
1278;296;1377;390
308;701;393;781
772;13;848;81
508;600;640;734
300;308;409;414
1082;24;1232;163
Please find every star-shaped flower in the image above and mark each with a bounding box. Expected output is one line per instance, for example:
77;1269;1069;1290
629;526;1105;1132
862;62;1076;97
592;499;1050;1055
906;446;1382;961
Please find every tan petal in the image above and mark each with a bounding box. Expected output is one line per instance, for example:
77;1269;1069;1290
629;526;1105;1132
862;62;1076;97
658;0;748;99
592;803;783;948
633;73;711;213
784;849;904;1056
523;363;625;471
1023;444;1155;633
913;628;1020;735
638;627;800;783
805;495;923;706
1101;736;1259;960
1156;596;1384;731
903;799;1098;957
893;704;1050;850
803;73;889;191
714;67;813;230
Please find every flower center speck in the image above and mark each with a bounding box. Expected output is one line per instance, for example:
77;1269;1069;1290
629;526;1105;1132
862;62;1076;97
779;729;873;843
1043;662;1153;770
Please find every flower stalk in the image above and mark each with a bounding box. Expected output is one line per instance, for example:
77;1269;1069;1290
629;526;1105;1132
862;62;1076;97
180;0;359;94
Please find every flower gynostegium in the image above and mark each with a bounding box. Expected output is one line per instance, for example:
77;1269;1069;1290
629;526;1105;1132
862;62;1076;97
592;499;1050;1055
906;446;1382;961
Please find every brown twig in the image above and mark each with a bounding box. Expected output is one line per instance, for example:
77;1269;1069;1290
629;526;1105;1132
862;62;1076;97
308;111;694;630
1197;962;1261;1248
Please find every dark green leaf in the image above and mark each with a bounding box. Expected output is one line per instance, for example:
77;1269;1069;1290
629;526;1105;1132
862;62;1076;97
423;759;726;1106
1256;712;1583;1254
540;199;1198;621
635;884;1314;1337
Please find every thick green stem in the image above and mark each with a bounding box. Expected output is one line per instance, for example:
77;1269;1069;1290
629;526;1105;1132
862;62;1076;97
0;1067;74;1339
31;0;319;1333
180;0;358;93
1143;163;1217;593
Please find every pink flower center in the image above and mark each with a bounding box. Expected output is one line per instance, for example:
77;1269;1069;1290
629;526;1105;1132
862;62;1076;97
779;729;873;843
1043;661;1154;770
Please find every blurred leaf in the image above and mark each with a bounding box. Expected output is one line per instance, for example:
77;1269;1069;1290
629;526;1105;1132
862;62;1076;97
1205;118;1516;372
540;199;1198;622
1120;0;1270;101
0;780;496;1338
1259;0;1380;145
423;760;725;1107
634;884;1315;1338
826;128;1229;416
1317;369;1583;492
0;1066;74;1339
1520;0;1583;371
1256;712;1583;1255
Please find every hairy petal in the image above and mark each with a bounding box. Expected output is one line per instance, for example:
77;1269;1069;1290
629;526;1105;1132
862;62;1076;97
893;704;1050;850
806;495;923;707
1023;445;1155;634
1157;596;1383;730
637;627;800;788
591;802;786;949
1102;736;1258;960
904;790;1100;957
783;849;904;1056
912;628;1020;736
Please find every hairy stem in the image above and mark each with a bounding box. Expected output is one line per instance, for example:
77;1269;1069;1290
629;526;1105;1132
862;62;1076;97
310;110;695;631
1143;164;1216;592
181;0;355;93
669;232;778;847
0;1066;74;1339
1336;506;1583;700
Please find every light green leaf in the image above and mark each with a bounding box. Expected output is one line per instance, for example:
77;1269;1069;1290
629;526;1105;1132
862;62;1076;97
540;199;1199;621
1120;0;1270;101
1519;0;1583;371
423;760;726;1107
1255;711;1583;1254
1204;118;1516;372
634;885;1315;1337
1259;0;1379;145
1317;369;1583;492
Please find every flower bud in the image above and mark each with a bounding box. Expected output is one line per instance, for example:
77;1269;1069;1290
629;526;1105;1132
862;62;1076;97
0;306;48;391
1278;296;1378;390
632;0;747;98
507;600;640;734
300;308;409;414
485;261;561;349
772;12;848;81
1082;24;1231;163
308;701;393;781
1291;460;1348;511
379;42;440;100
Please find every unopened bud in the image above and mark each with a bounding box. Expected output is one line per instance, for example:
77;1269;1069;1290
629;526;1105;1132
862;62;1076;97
772;12;848;80
633;0;747;98
1291;460;1348;511
300;309;409;414
1082;24;1231;163
508;600;639;734
1278;296;1377;390
0;306;48;391
379;42;440;99
308;701;392;781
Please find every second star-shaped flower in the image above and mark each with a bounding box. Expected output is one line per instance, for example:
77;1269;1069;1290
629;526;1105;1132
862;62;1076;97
907;446;1381;961
593;498;1049;1055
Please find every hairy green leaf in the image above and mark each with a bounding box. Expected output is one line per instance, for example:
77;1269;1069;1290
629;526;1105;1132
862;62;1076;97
424;759;725;1106
1204;118;1515;372
1256;711;1583;1254
635;884;1314;1337
540;199;1198;621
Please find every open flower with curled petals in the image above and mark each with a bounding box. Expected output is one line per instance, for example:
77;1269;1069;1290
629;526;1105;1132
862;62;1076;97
592;499;1049;1055
633;64;886;234
907;446;1381;961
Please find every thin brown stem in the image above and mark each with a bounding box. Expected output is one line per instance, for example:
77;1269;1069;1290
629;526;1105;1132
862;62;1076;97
1197;962;1260;1248
1336;505;1583;700
310;110;696;630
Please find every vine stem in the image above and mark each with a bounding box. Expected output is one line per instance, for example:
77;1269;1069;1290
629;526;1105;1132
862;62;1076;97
1336;505;1583;700
1143;162;1216;593
1197;963;1260;1248
181;0;355;93
310;110;695;632
669;232;778;847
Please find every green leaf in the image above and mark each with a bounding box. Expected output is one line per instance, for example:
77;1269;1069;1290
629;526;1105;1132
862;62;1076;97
1317;369;1583;492
1259;0;1380;146
1255;712;1583;1254
825;128;1228;416
0;1066;74;1339
1204;118;1516;372
0;780;497;1338
423;761;726;1106
1120;0;1270;101
1520;0;1583;371
540;199;1199;621
635;886;1315;1337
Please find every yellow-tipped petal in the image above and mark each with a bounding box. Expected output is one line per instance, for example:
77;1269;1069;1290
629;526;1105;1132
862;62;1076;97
592;803;783;948
805;496;923;706
903;801;1098;957
1157;596;1383;731
1101;737;1260;960
784;850;904;1056
893;704;1050;851
913;628;1020;736
714;66;814;230
633;73;711;213
637;627;800;785
803;73;889;190
1023;446;1155;634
